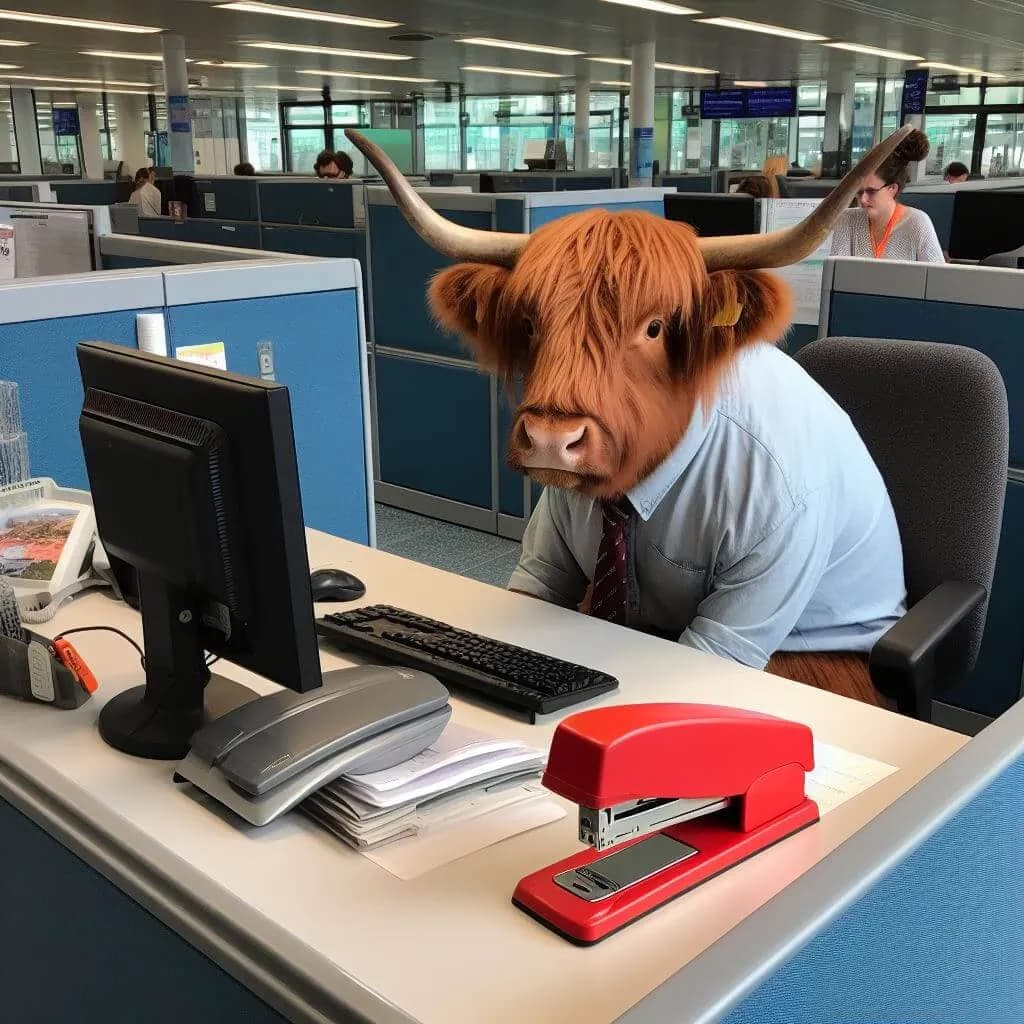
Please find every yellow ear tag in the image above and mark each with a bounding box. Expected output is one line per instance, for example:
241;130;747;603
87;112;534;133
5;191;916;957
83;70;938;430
711;300;743;328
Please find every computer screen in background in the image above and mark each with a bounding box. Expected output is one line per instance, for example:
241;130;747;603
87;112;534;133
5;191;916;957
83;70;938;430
663;193;761;237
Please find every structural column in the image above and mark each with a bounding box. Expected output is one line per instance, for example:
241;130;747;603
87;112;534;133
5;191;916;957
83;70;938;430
629;40;655;186
11;88;41;175
161;33;194;173
822;68;855;177
574;68;591;171
76;96;104;178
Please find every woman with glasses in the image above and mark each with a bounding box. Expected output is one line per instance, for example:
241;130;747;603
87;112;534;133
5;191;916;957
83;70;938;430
829;129;944;263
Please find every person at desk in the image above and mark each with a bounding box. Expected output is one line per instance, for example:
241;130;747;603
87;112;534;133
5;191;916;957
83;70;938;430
735;175;774;199
234;161;255;176
314;150;354;179
944;161;969;184
829;129;943;263
128;167;161;218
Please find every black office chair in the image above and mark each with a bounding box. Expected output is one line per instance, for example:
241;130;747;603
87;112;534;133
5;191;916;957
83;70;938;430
981;244;1024;269
795;337;1008;720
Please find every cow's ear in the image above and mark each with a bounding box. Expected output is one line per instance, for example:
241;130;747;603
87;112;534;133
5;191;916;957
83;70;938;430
706;269;794;348
429;263;512;367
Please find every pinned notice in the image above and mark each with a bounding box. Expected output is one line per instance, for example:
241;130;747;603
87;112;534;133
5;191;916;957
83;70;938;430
174;341;227;371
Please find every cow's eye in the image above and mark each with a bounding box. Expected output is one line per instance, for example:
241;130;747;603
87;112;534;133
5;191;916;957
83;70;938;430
646;320;663;340
523;317;536;338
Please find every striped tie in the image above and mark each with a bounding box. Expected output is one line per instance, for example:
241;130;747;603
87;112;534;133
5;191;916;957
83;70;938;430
590;502;630;625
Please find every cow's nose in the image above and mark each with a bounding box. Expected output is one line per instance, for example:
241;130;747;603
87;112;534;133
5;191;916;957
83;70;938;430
520;417;589;471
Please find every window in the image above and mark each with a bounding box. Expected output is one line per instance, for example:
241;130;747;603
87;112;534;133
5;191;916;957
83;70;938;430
985;85;1024;105
280;100;370;171
463;94;554;171
35;93;81;174
798;82;825;109
851;79;878;161
926;84;981;107
982;112;1024;177
0;86;16;171
925;114;976;175
422;97;459;170
796;115;825;171
710;117;791;170
557;91;624;169
243;95;281;172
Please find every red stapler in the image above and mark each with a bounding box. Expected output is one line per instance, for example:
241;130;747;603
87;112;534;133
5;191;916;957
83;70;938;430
512;704;818;944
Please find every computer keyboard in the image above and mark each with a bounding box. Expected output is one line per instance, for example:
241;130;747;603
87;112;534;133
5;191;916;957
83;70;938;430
316;605;619;720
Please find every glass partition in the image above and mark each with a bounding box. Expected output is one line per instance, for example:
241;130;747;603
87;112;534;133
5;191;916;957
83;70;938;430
925;113;976;175
35;93;81;174
0;87;18;171
464;94;554;171
243;95;282;171
422;97;459;170
982;112;1024;176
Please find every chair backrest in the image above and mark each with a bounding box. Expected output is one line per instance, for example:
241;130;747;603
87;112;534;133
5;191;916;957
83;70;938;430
796;337;1008;680
981;243;1024;268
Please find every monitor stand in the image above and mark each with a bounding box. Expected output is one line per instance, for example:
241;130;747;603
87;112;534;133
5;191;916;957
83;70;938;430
98;575;245;760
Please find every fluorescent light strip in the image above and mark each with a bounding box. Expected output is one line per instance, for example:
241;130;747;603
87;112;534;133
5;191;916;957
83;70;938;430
196;60;268;68
215;2;400;29
244;41;412;60
31;85;153;95
599;0;700;13
733;80;768;87
0;38;28;46
254;83;328;92
825;42;923;61
918;60;1005;78
696;17;828;42
461;64;563;78
2;73;152;86
588;56;716;73
0;9;161;33
298;69;432;83
80;50;162;61
597;80;630;87
456;37;582;56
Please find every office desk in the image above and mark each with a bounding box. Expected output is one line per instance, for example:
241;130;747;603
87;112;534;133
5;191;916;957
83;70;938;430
0;530;966;1024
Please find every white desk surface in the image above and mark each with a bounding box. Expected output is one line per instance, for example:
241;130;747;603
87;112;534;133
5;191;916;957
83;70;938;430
0;529;967;1024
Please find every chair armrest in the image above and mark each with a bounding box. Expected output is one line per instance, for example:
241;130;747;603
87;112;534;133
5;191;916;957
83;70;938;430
870;581;986;719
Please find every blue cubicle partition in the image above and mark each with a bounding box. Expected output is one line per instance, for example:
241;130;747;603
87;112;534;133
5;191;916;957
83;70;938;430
366;186;672;538
258;179;361;228
660;174;714;192
0;258;373;545
52;180;123;206
818;257;1024;725
138;216;262;250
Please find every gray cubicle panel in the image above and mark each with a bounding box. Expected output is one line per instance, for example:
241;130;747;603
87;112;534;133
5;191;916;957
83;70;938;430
139;216;262;250
479;170;620;193
819;256;1024;724
901;177;1024;253
0;199;111;274
188;176;260;221
366;186;672;539
0;257;374;546
99;233;280;269
257;179;363;229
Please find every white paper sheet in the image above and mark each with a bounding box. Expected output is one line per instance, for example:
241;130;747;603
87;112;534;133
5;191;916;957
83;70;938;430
761;198;831;326
807;741;898;815
362;796;566;880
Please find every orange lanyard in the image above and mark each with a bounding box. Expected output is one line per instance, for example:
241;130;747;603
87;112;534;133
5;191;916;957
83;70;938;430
871;205;905;258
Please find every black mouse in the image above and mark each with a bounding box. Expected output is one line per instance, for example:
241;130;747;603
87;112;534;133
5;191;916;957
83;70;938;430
310;568;367;603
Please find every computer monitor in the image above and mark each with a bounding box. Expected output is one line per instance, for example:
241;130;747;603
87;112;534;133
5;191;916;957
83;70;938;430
949;191;1024;260
77;341;322;760
663;193;761;237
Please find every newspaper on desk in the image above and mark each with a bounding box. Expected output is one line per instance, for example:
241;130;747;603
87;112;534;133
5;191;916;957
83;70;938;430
301;723;565;876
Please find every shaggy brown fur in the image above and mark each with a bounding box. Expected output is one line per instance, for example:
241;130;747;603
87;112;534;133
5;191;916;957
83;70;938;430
429;208;793;498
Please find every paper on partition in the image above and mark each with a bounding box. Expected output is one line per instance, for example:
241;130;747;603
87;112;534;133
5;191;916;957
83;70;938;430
7;208;92;278
806;741;898;816
761;198;832;326
0;225;14;282
174;341;228;370
362;796;566;880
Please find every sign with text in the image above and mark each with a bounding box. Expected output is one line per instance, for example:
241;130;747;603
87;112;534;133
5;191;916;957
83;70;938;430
168;94;191;134
632;125;654;180
900;69;930;122
700;87;797;120
52;108;80;137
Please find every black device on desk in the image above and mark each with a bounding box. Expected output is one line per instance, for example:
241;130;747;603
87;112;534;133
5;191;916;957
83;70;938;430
317;605;619;721
949;191;1024;260
664;193;760;237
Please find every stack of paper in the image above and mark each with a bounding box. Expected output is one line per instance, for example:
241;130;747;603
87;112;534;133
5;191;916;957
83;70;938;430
301;723;547;849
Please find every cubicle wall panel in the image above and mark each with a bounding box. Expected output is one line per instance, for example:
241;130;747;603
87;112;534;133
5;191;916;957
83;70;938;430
663;175;713;192
261;225;364;263
783;325;818;354
0;798;288;1024
165;290;371;544
191;180;259;222
722;754;1024;1023
375;353;492;508
528;201;664;230
827;293;1024;464
101;254;165;269
497;384;523;518
0;308;153;488
139;218;262;250
555;176;614;191
259;182;355;228
53;181;121;206
369;204;492;358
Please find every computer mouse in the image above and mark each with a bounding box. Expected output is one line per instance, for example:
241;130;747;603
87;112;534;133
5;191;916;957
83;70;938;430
310;568;367;603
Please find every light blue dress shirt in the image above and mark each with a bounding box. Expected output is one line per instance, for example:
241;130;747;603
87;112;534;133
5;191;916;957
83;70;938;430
508;343;907;669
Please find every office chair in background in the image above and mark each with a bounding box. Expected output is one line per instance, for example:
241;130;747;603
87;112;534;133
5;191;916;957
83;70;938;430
794;337;1008;720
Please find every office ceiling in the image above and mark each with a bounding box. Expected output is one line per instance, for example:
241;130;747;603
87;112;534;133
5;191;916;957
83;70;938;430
0;0;1022;100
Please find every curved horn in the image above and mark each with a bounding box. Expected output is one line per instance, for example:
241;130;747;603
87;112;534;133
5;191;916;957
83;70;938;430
699;126;914;272
345;128;528;267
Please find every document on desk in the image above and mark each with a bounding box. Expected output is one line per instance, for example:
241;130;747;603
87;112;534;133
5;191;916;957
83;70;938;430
806;741;898;816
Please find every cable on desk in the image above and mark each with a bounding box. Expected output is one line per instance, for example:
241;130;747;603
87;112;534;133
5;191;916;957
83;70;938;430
54;625;146;668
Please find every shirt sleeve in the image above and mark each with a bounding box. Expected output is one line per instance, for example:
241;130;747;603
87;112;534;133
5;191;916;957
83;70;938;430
678;499;830;669
508;488;588;608
914;211;946;264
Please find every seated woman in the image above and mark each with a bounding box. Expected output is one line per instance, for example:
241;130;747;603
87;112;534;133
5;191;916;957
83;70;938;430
127;167;161;218
829;130;943;263
735;175;773;199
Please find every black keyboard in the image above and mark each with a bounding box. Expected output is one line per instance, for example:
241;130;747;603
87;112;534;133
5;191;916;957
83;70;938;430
316;605;619;720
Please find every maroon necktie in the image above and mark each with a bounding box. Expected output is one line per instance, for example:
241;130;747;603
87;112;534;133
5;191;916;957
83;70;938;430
590;502;629;625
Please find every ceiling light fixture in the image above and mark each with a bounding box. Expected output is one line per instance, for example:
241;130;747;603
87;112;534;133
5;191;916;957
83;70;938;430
918;60;1004;78
461;64;563;78
0;9;161;33
80;50;162;61
597;80;631;87
253;83;330;92
455;37;582;56
244;41;412;60
214;2;400;29
733;80;768;87
298;69;433;82
825;42;923;61
1;73;152;86
599;0;700;13
696;17;828;42
588;56;716;73
196;59;268;68
0;38;28;46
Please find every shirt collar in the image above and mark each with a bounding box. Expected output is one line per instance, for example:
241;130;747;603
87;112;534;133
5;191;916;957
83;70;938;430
626;400;717;521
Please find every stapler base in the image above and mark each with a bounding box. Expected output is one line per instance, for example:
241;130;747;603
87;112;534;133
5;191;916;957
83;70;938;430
512;798;819;945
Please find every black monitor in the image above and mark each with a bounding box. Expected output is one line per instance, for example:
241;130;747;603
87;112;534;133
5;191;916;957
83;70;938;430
949;191;1024;260
664;193;761;237
77;341;322;760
